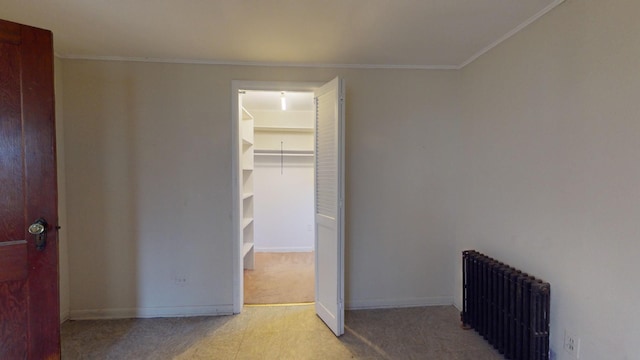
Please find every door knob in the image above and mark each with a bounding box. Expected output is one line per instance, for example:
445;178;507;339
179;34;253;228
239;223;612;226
28;218;47;251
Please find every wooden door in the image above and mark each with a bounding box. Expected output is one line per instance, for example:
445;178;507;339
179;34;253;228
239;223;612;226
0;19;60;359
314;77;345;336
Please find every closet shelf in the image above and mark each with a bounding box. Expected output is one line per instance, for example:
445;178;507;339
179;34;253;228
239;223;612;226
242;242;254;257
242;192;254;200
254;149;314;157
240;105;255;270
254;126;314;133
242;107;254;120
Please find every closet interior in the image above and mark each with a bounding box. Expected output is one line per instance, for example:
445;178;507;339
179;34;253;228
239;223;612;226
239;90;316;304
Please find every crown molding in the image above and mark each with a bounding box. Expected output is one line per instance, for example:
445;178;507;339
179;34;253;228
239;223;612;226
55;54;458;70
457;0;565;69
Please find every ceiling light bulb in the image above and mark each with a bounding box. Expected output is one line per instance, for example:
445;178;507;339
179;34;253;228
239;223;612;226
281;92;286;111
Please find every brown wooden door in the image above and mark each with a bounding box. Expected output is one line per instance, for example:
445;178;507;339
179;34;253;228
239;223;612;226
0;19;60;359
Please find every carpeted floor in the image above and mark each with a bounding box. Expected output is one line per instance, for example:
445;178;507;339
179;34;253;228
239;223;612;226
61;305;503;359
243;252;314;304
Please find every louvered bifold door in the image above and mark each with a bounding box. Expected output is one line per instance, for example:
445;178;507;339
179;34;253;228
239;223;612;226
314;77;345;336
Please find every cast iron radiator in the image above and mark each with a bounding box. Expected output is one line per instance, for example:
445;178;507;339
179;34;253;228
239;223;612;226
461;250;550;360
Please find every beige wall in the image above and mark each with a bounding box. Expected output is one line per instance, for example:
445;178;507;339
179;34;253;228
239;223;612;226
55;56;70;322
457;0;640;359
61;61;459;317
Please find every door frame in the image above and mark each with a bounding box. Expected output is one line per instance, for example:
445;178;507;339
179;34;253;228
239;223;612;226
231;80;322;313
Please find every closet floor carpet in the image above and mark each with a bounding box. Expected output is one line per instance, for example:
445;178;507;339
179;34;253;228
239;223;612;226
244;252;314;304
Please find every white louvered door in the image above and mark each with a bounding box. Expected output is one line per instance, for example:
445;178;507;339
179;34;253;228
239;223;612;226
314;77;345;336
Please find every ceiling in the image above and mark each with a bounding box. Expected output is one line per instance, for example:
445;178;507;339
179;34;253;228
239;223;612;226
0;0;562;69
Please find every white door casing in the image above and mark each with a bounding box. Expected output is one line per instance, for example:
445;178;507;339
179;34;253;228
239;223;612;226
314;77;345;336
231;81;326;312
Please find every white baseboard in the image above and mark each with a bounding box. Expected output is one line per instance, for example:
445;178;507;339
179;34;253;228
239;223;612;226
345;296;453;310
453;301;463;312
255;247;314;253
69;305;234;320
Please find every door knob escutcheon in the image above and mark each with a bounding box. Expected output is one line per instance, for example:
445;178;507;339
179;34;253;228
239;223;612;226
28;218;47;251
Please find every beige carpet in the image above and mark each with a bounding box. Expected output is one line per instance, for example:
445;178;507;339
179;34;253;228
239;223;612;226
244;252;314;304
61;305;504;359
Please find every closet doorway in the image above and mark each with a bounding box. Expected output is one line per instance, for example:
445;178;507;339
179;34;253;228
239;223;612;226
241;89;316;305
232;79;345;336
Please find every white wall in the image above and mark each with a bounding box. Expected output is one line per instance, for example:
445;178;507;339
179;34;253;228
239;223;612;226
252;109;315;252
457;1;640;359
61;61;459;317
254;156;314;252
253;110;314;131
